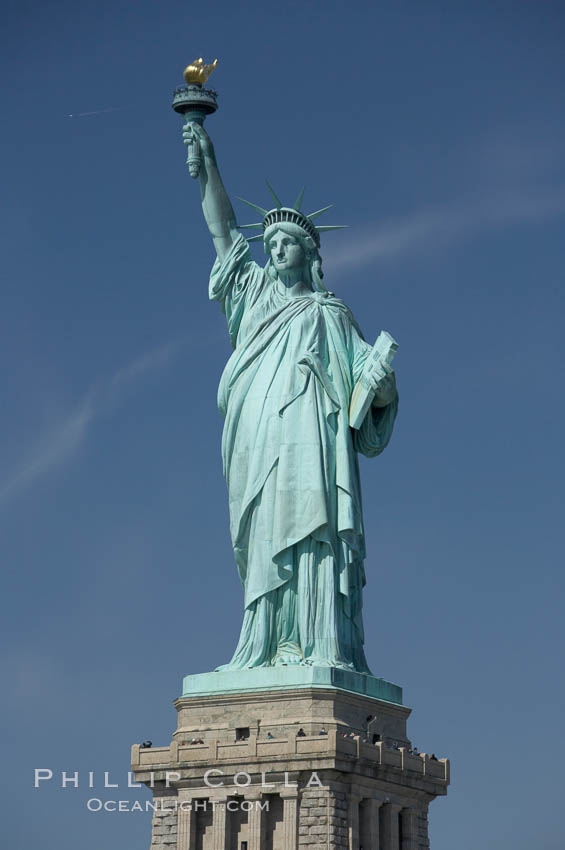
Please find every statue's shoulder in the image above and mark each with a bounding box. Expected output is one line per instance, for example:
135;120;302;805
315;290;356;320
316;291;367;343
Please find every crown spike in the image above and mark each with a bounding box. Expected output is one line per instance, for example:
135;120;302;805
245;234;264;242
238;223;264;229
315;225;347;232
265;180;283;209
294;186;305;211
307;204;334;220
237;197;268;216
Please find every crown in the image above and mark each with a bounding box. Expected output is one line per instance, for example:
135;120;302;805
237;182;346;247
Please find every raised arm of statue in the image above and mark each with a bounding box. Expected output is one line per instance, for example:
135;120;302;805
183;122;239;261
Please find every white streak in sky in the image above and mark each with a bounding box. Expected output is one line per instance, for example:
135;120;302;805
0;339;185;506
324;187;565;273
68;106;134;118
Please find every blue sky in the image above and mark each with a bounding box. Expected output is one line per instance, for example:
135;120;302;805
2;1;564;847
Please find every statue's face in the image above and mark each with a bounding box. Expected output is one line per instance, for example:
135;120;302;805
268;230;306;272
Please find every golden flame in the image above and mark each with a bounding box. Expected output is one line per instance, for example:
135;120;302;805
183;57;218;85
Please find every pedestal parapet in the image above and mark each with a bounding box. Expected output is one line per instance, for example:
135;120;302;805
132;684;449;849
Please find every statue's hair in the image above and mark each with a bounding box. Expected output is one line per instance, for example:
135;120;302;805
263;222;326;293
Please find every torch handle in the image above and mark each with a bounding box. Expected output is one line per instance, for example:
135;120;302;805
186;138;201;179
183;110;206;180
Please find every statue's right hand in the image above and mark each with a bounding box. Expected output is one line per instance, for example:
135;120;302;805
183;121;215;159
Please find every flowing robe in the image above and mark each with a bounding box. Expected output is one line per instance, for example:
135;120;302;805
210;235;398;671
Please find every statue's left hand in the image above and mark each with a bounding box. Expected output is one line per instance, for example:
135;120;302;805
367;363;397;407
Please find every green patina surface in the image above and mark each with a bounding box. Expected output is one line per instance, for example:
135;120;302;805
182;667;403;705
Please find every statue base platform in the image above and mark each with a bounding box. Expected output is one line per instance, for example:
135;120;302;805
181;665;403;705
132;679;449;849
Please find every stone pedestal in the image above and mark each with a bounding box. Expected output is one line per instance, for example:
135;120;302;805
132;682;449;850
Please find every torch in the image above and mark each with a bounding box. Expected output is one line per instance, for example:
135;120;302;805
172;58;219;179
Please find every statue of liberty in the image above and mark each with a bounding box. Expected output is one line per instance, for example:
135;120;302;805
183;119;398;674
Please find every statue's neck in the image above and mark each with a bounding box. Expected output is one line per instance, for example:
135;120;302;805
277;267;313;297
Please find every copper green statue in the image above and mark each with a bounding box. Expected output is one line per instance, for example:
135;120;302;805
180;68;398;675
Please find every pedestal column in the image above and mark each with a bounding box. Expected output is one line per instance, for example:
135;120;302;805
176;797;195;850
400;807;418;850
348;793;361;850
381;802;402;850
246;794;263;850
360;798;382;849
212;797;229;850
280;790;299;850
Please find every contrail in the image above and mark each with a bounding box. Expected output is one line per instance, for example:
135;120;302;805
0;337;188;506
68;105;134;118
323;185;565;273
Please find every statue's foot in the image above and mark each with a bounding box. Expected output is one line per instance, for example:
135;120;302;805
303;656;357;671
273;641;303;666
274;651;304;666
